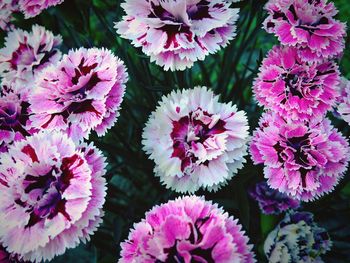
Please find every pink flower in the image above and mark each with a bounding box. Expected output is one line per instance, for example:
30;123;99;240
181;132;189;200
18;0;64;18
0;0;18;31
142;87;249;193
263;0;346;61
0;92;30;153
0;131;107;262
250;112;349;201
115;0;239;71
0;244;26;263
253;46;339;120
119;196;256;263
0;25;62;100
29;47;127;141
336;77;350;124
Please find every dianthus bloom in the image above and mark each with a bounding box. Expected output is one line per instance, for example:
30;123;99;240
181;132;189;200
0;92;30;152
0;0;18;31
263;0;346;61
120;196;256;263
18;0;64;18
0;245;26;263
115;0;239;71
253;46;339;120
143;87;249;193
250;112;349;201
336;78;350;124
29;47;127;141
249;181;300;215
0;131;107;262
0;25;62;99
264;211;332;263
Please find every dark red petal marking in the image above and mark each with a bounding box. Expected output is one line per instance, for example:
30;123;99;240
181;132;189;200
21;145;39;163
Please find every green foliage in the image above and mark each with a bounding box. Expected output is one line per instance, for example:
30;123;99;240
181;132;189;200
2;0;350;262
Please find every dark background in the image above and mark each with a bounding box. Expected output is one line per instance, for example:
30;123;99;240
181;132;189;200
1;0;350;262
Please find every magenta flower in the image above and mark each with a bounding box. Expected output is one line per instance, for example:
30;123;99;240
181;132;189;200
0;131;107;262
120;196;256;263
0;25;62;100
0;92;30;153
0;245;26;263
263;0;346;61
336;78;350;124
142;87;249;193
29;47;127;141
249;181;300;215
250;112;349;201
115;0;239;71
0;0;18;31
18;0;64;18
253;46;339;120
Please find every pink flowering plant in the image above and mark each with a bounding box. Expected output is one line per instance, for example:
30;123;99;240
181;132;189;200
0;0;350;262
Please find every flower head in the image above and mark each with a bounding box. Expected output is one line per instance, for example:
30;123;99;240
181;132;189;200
29;47;127;141
263;0;346;61
115;0;239;71
253;46;339;120
250;112;349;201
0;92;30;153
18;0;64;18
143;87;249;193
249;181;300;215
120;196;256;263
0;131;107;262
0;25;62;99
264;211;332;263
336;77;350;124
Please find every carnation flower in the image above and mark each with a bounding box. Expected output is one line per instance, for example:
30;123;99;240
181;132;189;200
0;0;18;31
115;0;239;71
249;181;300;215
0;25;62;99
29;47;127;141
0;244;27;263
250;112;349;201
336;77;350;124
18;0;64;18
253;46;339;120
142;87;249;193
264;211;332;263
0;92;30;153
0;131;107;262
120;196;256;263
263;0;346;61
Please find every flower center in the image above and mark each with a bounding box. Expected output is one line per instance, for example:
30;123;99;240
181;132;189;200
9;43;36;70
170;109;226;173
22;154;84;228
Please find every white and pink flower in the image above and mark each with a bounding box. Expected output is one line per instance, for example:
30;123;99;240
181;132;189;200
18;0;64;18
29;47;127;141
142;86;249;193
120;196;256;263
115;0;239;71
0;131;106;262
0;25;62;99
250;112;349;201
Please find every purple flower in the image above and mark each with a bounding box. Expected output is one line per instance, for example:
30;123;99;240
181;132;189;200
0;25;62;100
115;0;239;71
0;93;30;153
0;131;107;262
263;0;346;61
249;181;300;215
253;45;339;120
29;47;127;141
142;87;249;193
18;0;64;18
264;211;332;262
250;112;349;201
119;196;256;263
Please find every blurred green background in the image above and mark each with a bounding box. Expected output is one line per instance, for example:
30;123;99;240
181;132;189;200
1;0;350;262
